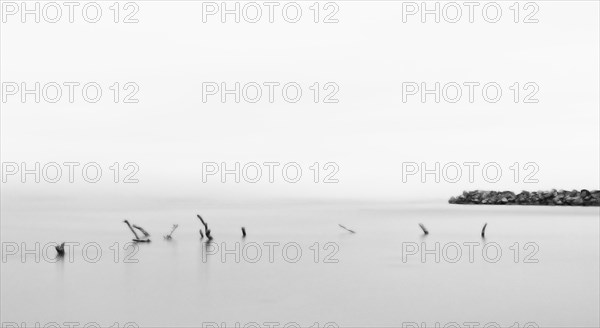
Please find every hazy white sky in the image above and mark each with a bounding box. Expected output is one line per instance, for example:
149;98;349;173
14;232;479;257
1;1;598;203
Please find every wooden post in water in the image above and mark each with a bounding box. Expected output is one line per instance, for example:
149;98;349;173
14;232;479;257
419;223;429;235
55;242;65;256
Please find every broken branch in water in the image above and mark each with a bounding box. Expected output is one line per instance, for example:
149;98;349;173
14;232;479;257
55;242;65;256
338;224;356;234
419;223;429;235
123;220;140;240
197;214;208;231
133;224;150;237
123;220;150;242
481;223;488;238
197;214;213;240
241;227;246;237
164;224;179;240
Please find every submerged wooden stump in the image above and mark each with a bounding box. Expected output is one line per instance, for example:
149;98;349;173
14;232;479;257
419;223;429;235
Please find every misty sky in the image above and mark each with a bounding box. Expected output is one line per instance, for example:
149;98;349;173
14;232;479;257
1;1;598;204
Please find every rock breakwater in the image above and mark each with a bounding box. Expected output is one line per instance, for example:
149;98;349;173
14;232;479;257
449;189;599;206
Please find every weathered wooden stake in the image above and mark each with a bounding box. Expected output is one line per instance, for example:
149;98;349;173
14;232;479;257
55;242;65;256
419;223;429;235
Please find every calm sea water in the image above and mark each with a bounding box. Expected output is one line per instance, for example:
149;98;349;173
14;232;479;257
1;201;599;328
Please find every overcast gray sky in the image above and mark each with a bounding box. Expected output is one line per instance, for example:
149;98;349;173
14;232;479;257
1;1;598;203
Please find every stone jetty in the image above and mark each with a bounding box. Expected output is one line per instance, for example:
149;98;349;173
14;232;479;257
449;189;599;206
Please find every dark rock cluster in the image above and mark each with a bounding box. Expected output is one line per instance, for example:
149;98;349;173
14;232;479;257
449;189;600;206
